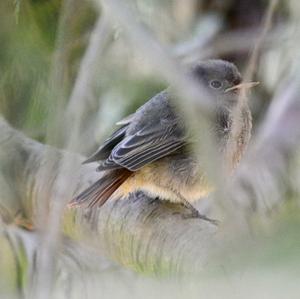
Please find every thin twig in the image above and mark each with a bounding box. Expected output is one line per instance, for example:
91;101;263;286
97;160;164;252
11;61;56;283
99;0;226;187
244;0;280;83
29;2;108;299
225;0;280;177
65;16;112;152
226;71;300;223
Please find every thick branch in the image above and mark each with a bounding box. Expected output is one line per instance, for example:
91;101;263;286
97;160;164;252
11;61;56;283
0;117;218;274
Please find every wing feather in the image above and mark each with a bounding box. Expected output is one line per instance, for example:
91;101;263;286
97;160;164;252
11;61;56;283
85;91;187;172
83;125;128;164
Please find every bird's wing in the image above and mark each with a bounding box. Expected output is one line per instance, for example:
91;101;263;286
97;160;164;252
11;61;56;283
100;110;186;171
83;124;128;164
115;113;135;126
83;113;139;164
85;90;187;171
98;130;185;171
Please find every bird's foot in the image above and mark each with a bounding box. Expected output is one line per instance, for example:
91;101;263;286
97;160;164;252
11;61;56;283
182;210;219;225
181;203;219;225
148;197;159;205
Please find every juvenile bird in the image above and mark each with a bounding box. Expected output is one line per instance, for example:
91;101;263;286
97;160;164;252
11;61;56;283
70;60;258;218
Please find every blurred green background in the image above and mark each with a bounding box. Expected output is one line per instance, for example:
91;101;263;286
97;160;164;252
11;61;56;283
0;0;167;148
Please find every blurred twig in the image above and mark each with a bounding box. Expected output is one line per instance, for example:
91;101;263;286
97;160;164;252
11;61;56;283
181;25;289;62
65;16;112;152
173;13;223;59
47;0;78;146
29;0;79;296
1;223;117;298
223;0;280;199
13;0;21;24
28;3;109;298
99;0;214;113
99;0;225;186
225;72;300;223
244;0;280;83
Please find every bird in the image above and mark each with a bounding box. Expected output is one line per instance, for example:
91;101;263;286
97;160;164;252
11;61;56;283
69;59;258;220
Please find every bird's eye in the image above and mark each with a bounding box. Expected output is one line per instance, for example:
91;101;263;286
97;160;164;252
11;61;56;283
210;80;222;89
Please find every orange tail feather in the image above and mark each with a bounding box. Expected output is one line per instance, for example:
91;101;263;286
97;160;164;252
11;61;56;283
69;169;132;208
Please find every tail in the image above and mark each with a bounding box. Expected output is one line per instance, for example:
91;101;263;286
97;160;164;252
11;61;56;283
69;169;132;208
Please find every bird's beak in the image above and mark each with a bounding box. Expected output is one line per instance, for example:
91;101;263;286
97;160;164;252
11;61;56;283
225;81;260;93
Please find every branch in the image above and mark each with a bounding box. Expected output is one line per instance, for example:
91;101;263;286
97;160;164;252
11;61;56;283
0;223;118;296
65;15;112;152
0;117;218;274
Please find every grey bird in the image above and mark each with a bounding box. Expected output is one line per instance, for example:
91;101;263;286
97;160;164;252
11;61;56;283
69;60;258;218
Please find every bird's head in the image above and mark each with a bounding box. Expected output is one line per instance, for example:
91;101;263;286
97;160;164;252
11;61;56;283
190;59;258;141
191;59;258;105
